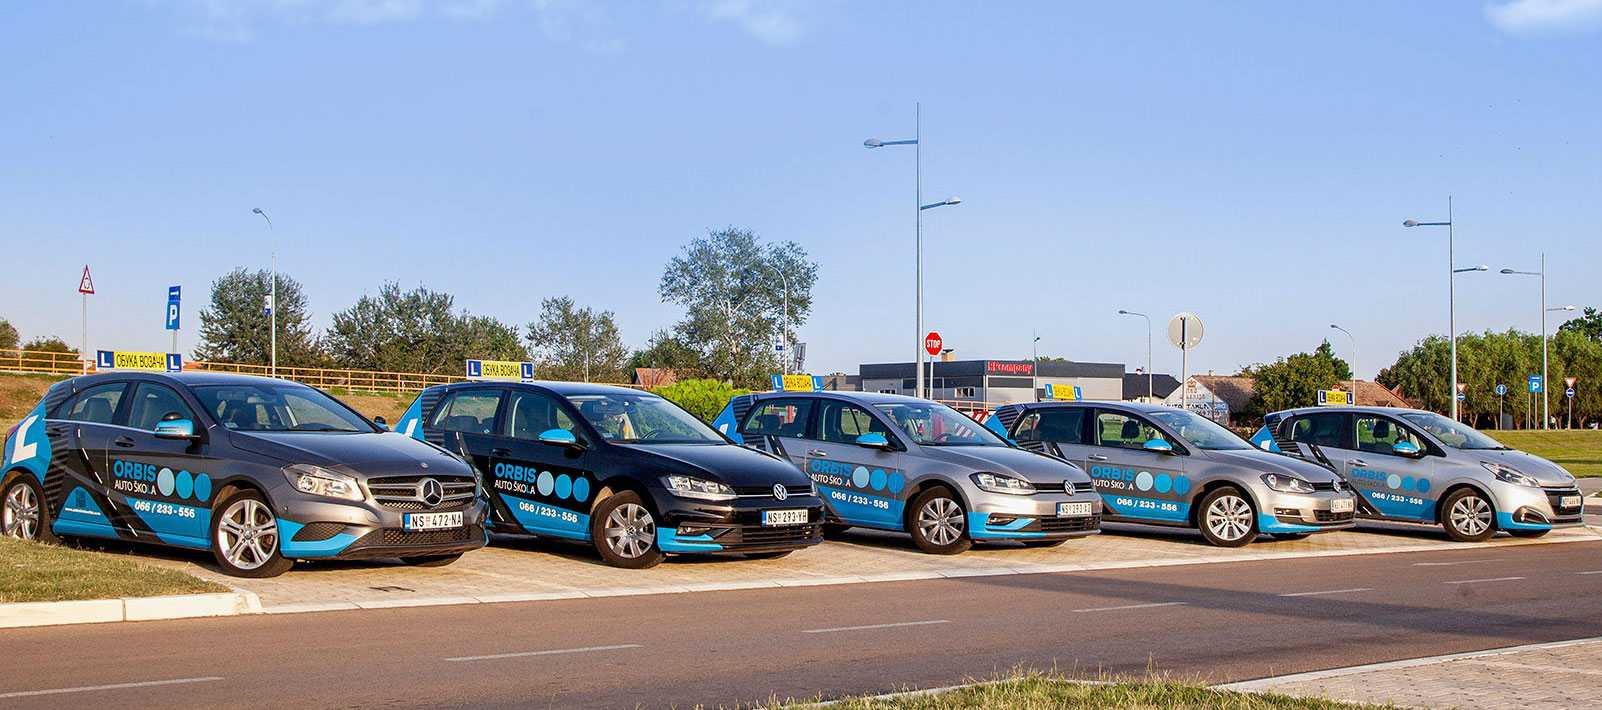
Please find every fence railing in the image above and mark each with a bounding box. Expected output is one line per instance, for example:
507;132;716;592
0;349;85;376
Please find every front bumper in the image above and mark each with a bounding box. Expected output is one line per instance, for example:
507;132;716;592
1259;489;1358;534
654;492;826;554
967;491;1102;539
271;484;490;560
1496;484;1585;530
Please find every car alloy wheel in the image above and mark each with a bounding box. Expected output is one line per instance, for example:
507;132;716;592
217;497;280;572
2;480;41;540
1449;494;1493;538
604;502;656;560
1197;486;1256;547
917;497;965;547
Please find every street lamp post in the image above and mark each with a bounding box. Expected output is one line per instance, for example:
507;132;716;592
865;104;960;399
1032;332;1041;402
1404;199;1487;420
252;208;277;378
1502;254;1572;430
1330;324;1357;397
766;266;792;375
1118;310;1153;400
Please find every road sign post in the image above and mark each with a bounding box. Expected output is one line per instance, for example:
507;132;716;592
922;332;942;399
78;266;95;373
1167;313;1204;392
166;285;181;354
1496;383;1508;429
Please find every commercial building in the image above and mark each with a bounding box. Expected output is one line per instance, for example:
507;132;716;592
858;358;1125;406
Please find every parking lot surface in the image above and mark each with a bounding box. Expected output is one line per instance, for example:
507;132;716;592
121;521;1602;611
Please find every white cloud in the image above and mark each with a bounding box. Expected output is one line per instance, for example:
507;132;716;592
152;0;622;48
699;0;805;45
1487;0;1602;35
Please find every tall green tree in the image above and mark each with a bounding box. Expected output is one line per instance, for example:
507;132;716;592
324;282;525;374
526;296;630;382
0;317;17;350
1376;329;1600;428
627;329;704;376
659;227;817;388
194;268;324;367
1239;341;1351;423
1559;307;1602;343
21;336;76;354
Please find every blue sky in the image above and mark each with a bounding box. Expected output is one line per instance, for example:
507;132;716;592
2;1;1599;380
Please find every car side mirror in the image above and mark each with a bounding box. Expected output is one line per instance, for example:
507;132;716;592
1142;439;1174;454
1392;441;1424;458
538;428;581;448
855;433;893;450
154;418;199;440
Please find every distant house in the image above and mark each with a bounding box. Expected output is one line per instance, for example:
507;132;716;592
632;368;679;389
1122;371;1181;402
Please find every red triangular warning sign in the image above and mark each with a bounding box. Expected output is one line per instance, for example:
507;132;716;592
78;266;95;294
1566;377;1578;388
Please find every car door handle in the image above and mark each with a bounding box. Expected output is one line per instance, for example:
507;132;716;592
491;448;512;457
1350;458;1367;466
808;449;828;457
1088;454;1109;461
114;436;136;448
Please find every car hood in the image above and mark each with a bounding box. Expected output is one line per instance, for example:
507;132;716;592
1201;448;1342;482
916;445;1091;484
620;443;814;488
1464;447;1577;487
228;429;471;478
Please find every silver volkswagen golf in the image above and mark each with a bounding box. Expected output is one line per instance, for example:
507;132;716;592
712;392;1102;554
1255;406;1584;542
988;401;1356;547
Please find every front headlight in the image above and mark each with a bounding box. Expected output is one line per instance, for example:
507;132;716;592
971;472;1036;495
661;475;736;501
1482;462;1540;488
282;464;364;501
1261;473;1315;494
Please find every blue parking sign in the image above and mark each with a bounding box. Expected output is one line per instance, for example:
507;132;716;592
1528;375;1542;393
165;285;181;330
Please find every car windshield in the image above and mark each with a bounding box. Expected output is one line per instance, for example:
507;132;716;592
1398;411;1509;450
1147;409;1250;450
569;393;724;444
191;383;372;433
872;401;1006;447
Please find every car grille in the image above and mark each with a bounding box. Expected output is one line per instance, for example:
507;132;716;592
366;474;477;511
1036;515;1100;534
725;523;823;547
1545;487;1583;517
733;483;814;499
1311;481;1338;492
1314;510;1355;523
290;522;346;542
353;525;482;547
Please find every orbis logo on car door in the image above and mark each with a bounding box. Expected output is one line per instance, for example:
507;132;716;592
1084;464;1193;522
806;457;907;527
488;459;595;538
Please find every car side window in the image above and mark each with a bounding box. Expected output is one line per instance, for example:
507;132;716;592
1015;408;1086;444
1093;411;1172;450
816;400;895;444
1288;413;1346;448
740;399;814;438
504;390;577;440
126;383;196;431
1355;415;1426;456
65;383;127;424
428;390;503;435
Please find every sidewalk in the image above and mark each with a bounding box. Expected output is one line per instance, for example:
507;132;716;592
1224;636;1602;709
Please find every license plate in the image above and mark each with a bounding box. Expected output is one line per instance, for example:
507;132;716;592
763;509;808;526
1057;502;1092;517
1331;498;1355;514
404;511;463;531
1561;495;1582;509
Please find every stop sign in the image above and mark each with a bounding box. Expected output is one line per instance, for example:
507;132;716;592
924;332;943;356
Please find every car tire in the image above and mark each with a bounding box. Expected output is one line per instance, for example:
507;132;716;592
907;487;973;555
2;474;58;543
822;523;852;536
1441;488;1497;543
401;553;464;567
210;489;293;578
1022;538;1068;548
744;550;793;560
1273;533;1311;541
1507;528;1550;538
591;491;665;569
1197;486;1258;547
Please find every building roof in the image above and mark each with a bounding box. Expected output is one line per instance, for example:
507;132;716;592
1123;372;1181;400
1184;375;1258;413
632;368;679;389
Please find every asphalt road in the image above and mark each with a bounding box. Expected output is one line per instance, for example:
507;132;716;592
3;540;1601;709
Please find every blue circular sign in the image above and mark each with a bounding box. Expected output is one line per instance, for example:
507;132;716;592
1496;384;1508;395
1568;388;1577;398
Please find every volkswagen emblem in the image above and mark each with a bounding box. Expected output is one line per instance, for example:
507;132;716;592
417;478;445;507
772;483;788;501
1063;481;1074;495
419;462;429;469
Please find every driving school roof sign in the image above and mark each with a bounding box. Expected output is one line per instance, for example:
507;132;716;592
771;374;822;392
97;350;181;372
1043;383;1082;401
466;359;535;382
1317;389;1353;406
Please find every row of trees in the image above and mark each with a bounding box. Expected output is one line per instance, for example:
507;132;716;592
192;227;816;389
0;317;78;355
1377;328;1602;428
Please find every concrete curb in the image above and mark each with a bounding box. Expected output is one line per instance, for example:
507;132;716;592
0;591;261;629
1217;635;1602;691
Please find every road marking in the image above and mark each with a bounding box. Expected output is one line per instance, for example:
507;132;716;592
1071;601;1188;613
1413;558;1504;567
1444;576;1525;585
1577;570;1602;575
1277;587;1373;597
802;620;950;634
0;677;224;699
445;644;642;662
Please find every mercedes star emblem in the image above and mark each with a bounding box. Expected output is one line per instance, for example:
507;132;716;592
418;478;445;507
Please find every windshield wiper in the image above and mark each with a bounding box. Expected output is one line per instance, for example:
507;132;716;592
286;423;357;432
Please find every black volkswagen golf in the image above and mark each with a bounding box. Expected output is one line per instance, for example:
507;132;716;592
0;372;488;577
395;382;824;568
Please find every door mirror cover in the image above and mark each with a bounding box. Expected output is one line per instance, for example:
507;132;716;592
855;433;892;449
1392;441;1423;457
1142;438;1174;454
538;428;580;447
154;419;197;440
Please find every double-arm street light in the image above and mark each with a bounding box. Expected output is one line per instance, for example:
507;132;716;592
865;103;961;399
1329;324;1357;397
1118;310;1153;400
252;208;277;377
1404;198;1487;420
1500;253;1573;429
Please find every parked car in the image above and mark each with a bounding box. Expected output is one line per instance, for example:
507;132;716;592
712;391;1101;554
0;372;487;577
987;401;1356;546
394;382;824;568
1253;406;1583;542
